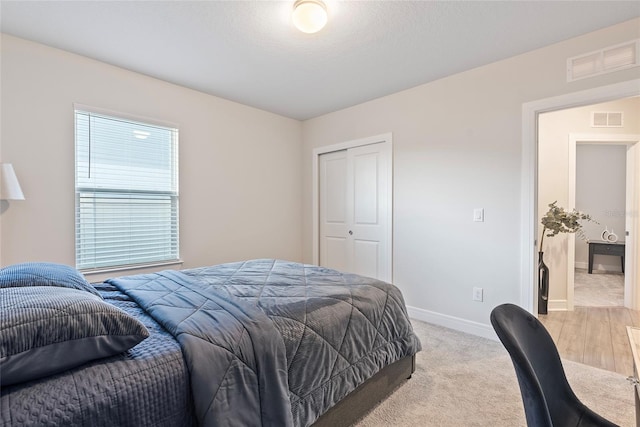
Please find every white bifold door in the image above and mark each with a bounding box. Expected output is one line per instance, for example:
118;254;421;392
319;142;391;282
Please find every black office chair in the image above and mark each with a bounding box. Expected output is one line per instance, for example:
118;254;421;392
490;303;618;427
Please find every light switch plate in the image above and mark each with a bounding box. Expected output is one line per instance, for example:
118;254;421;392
473;208;484;222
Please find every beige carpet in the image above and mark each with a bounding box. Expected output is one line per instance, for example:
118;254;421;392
574;268;624;307
355;320;635;426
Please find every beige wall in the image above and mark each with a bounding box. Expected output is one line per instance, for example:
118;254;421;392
0;34;303;279
2;18;640;334
538;96;640;305
301;19;640;328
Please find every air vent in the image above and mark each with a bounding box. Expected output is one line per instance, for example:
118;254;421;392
567;39;639;82
592;111;623;127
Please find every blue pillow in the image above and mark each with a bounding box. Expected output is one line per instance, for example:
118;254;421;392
0;262;101;298
0;286;149;386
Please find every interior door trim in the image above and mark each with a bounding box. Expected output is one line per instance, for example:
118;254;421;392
521;79;640;315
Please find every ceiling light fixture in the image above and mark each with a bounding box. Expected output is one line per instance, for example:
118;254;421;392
292;0;327;34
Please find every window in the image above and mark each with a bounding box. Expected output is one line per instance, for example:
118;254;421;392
75;107;179;271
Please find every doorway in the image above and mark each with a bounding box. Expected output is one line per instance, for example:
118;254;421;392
312;133;393;282
537;102;639;312
521;79;640;314
568;136;640;310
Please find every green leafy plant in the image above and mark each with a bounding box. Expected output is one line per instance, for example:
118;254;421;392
539;201;596;252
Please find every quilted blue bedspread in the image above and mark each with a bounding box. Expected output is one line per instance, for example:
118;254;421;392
110;259;421;427
1;259;420;427
0;283;195;427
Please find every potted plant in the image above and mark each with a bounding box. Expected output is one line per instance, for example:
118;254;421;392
538;201;595;314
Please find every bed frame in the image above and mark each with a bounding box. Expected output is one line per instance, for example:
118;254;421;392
312;355;416;426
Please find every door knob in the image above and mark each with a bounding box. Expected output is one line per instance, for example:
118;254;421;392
348;230;353;235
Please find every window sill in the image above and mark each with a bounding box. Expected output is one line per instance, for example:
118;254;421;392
81;260;184;283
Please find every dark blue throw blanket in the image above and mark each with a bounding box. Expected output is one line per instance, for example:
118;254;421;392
109;259;421;427
107;270;293;427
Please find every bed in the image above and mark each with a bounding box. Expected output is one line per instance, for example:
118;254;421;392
1;259;421;427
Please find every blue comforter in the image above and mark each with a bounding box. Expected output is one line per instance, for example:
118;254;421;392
108;269;293;427
109;259;421;427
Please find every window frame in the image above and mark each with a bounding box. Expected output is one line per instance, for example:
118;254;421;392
74;104;180;273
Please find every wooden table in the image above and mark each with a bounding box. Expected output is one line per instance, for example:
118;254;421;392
588;241;625;274
627;326;640;427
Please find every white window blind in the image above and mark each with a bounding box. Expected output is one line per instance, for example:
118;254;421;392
75;109;179;271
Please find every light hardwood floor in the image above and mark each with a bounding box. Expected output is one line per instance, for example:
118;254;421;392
539;307;640;376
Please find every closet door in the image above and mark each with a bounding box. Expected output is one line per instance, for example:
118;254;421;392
319;150;350;273
319;142;391;281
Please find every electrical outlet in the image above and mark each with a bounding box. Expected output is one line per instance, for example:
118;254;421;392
473;287;483;302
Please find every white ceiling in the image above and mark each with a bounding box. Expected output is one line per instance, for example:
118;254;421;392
1;1;639;120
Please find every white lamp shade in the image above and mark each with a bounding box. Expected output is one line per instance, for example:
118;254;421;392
292;0;327;34
1;163;25;200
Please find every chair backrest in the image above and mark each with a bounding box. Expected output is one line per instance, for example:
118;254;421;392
490;303;584;427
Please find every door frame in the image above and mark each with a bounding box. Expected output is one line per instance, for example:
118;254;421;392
520;79;640;314
312;133;393;279
567;134;640;310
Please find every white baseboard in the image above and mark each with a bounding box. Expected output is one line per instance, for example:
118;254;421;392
406;305;498;341
548;299;567;311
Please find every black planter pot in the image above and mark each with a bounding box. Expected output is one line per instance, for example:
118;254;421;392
538;251;549;315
